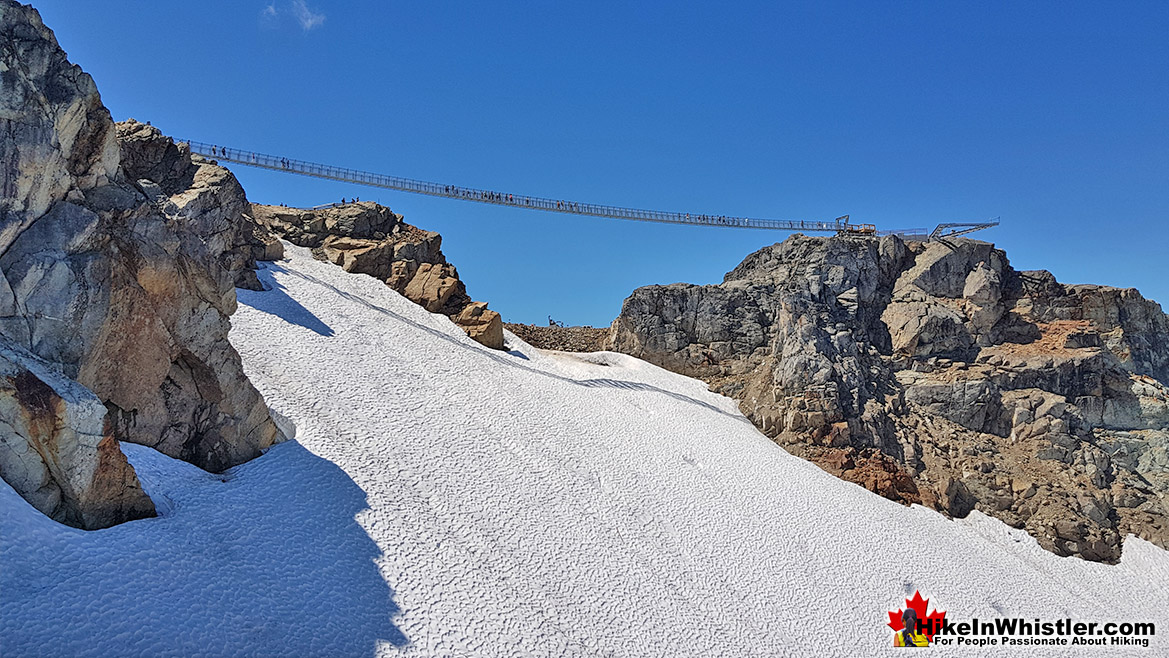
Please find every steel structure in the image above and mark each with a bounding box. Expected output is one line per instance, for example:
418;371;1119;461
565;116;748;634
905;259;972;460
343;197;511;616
930;220;1001;240
181;139;990;240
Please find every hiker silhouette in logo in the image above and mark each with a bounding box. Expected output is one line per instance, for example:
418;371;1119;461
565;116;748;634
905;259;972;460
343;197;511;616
895;608;929;647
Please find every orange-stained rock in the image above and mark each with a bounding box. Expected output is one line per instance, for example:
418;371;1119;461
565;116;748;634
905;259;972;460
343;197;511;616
454;302;504;350
0;337;155;529
257;202;507;349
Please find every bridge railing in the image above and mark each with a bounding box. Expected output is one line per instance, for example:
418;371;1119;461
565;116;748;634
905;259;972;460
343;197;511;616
182;139;845;233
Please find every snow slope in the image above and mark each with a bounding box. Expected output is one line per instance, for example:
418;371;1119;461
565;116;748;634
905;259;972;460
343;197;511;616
3;244;1167;657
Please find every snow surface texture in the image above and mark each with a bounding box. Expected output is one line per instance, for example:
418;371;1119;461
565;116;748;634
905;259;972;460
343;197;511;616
3;244;1167;657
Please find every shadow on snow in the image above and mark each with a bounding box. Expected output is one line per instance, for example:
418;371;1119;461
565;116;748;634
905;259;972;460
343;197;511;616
237;263;335;337
0;440;408;656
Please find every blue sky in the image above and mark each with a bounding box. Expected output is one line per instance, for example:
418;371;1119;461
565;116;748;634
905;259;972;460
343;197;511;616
36;1;1168;326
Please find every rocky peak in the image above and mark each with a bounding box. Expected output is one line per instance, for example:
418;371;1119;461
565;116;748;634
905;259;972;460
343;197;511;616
115;119;282;291
115;119;198;196
612;233;1169;562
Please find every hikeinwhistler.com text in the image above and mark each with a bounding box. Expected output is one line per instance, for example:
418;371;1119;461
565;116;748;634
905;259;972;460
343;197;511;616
923;618;1155;648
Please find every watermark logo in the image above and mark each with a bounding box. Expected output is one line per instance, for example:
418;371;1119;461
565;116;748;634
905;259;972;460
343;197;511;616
888;591;946;647
884;589;1155;648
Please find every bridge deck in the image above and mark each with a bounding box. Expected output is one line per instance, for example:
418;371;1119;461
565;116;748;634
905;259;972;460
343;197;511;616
183;140;853;233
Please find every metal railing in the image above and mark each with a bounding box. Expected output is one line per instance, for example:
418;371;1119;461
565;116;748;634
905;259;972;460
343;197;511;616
929;220;1002;240
181;139;990;240
181;140;847;232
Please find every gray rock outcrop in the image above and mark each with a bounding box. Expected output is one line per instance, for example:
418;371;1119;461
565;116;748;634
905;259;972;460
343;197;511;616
253;202;505;349
611;233;1169;562
0;337;154;529
1;2;281;527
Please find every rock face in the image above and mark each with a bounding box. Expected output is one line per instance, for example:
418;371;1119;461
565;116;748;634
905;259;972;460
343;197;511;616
0;2;118;251
612;234;1169;562
116;119;282;291
253;202;505;349
0;2;281;527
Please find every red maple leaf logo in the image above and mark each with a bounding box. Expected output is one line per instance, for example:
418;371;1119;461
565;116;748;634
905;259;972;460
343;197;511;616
888;590;946;642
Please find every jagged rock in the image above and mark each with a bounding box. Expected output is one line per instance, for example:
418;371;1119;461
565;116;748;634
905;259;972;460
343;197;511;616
936;477;977;517
254;202;405;246
116;120;275;291
254;202;505;349
0;1;119;251
0;337;155;528
454;302;504;351
883;299;972;358
612;233;1169;562
963;262;1002;306
0;2;282;527
404;262;465;314
903;379;1008;436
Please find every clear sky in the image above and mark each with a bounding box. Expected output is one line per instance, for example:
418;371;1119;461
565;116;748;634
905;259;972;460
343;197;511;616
34;1;1168;326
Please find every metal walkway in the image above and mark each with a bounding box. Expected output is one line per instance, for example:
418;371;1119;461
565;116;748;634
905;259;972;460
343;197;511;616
181;139;993;238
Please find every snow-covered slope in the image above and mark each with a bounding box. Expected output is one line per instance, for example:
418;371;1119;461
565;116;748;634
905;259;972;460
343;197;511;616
3;245;1167;657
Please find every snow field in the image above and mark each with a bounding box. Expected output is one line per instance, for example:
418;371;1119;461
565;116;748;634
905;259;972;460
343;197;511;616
2;244;1166;657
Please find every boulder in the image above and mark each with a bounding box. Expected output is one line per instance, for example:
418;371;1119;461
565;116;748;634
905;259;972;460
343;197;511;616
454;302;504;351
0;337;155;529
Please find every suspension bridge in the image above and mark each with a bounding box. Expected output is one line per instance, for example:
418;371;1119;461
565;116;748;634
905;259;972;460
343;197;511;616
181;140;997;240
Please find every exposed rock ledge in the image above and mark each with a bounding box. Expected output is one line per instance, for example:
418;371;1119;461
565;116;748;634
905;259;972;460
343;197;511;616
252;202;504;349
611;234;1169;562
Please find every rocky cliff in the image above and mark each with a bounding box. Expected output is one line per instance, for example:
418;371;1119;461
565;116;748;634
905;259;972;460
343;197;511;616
252;202;504;349
0;2;281;528
612;234;1169;562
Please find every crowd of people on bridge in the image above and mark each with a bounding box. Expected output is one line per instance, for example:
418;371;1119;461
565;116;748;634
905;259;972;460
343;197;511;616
430;184;773;226
443;185;590;213
193;151;780;229
680;213;747;226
